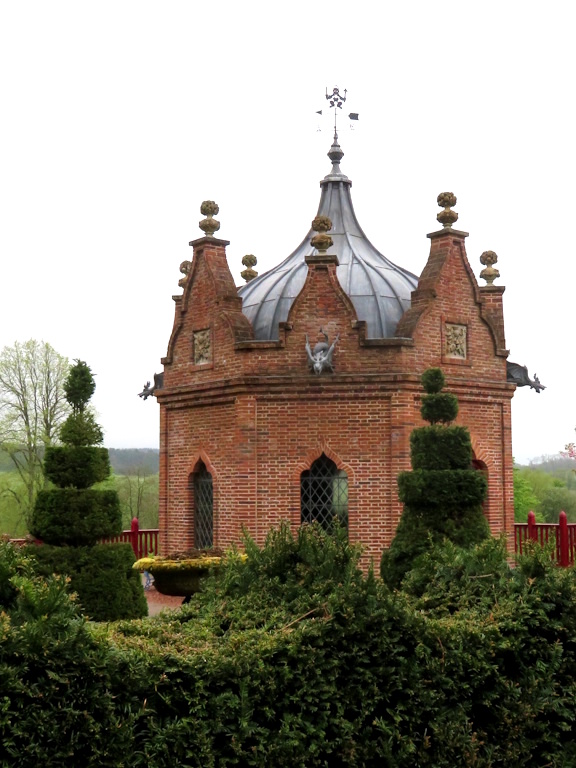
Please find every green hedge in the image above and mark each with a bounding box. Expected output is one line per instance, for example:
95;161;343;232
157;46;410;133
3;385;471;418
410;425;472;470
398;468;487;509
31;489;121;546
43;446;111;489
4;531;576;766
0;542;139;766
30;542;147;622
420;391;458;424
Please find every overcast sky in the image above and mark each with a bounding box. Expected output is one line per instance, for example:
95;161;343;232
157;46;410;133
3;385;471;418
1;1;574;465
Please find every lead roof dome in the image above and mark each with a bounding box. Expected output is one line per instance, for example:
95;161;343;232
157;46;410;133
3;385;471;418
238;135;419;340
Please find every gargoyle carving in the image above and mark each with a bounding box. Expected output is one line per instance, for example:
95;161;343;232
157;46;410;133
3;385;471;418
138;372;164;400
506;362;546;393
305;329;340;375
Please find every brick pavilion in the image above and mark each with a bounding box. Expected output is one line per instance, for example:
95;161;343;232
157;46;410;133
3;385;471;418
154;133;517;565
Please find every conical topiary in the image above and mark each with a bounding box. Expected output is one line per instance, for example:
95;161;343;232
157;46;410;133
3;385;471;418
30;360;147;620
380;367;490;589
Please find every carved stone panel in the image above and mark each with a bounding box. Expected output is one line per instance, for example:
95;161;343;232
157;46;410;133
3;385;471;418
193;329;212;365
445;323;467;359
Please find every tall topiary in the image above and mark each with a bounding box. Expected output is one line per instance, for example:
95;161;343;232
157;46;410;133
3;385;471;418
30;360;147;620
380;367;490;588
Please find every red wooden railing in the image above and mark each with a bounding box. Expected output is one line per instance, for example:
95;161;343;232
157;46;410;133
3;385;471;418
101;517;159;560
514;511;576;567
10;518;159;560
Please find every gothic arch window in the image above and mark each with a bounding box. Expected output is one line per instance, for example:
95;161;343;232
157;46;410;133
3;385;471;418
300;453;348;532
471;457;488;515
191;462;213;548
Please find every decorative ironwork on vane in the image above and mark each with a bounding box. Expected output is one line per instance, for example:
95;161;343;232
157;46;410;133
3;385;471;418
326;86;347;109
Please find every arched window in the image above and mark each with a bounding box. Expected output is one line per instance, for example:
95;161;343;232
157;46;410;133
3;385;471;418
193;462;213;548
301;453;348;532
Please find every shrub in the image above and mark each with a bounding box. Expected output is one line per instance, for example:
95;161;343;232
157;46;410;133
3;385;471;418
43;446;110;488
0;541;138;766
28;360;146;621
32;489;121;546
381;368;489;588
32;542;148;622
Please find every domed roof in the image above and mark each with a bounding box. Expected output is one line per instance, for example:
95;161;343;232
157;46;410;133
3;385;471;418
238;135;419;340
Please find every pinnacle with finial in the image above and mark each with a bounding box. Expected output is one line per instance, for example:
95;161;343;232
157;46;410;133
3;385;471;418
310;215;333;253
241;254;258;283
199;200;220;237
480;250;500;285
436;192;458;229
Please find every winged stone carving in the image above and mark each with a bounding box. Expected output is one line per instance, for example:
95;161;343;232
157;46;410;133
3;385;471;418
305;329;340;375
506;362;546;393
138;372;164;400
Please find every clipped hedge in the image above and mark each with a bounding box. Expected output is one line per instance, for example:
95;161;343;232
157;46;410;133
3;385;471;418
398;468;487;508
381;368;489;588
43;445;111;489
31;489;121;546
410;425;472;470
5;531;576;765
30;542;147;621
0;541;139;767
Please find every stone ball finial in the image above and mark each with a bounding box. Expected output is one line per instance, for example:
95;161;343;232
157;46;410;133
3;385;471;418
479;250;500;285
241;254;258;283
310;215;333;253
178;259;192;288
199;200;220;237
436;192;458;229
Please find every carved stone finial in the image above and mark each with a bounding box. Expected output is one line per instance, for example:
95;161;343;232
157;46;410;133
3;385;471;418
241;254;258;283
199;200;220;237
310;215;333;253
436;192;458;229
479;250;500;285
178;260;192;287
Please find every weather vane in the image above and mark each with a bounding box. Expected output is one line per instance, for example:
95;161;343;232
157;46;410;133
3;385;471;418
316;87;359;134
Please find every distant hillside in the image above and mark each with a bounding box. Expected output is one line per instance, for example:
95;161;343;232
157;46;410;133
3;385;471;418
0;448;159;475
108;448;159;475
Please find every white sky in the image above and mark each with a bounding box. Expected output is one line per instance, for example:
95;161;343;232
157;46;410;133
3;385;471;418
1;1;574;465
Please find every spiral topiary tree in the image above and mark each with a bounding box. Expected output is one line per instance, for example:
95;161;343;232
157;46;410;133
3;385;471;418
380;367;490;589
30;360;147;620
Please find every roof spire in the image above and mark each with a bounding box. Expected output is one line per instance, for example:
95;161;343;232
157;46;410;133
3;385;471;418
327;130;345;176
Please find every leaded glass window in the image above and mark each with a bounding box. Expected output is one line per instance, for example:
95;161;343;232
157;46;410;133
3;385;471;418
193;464;213;548
301;454;348;532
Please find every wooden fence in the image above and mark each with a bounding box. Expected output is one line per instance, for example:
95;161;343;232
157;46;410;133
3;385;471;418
11;517;159;561
101;517;159;560
514;511;576;567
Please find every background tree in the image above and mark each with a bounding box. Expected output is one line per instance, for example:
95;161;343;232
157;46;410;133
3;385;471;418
30;360;147;621
0;340;70;526
513;463;541;522
380;367;489;588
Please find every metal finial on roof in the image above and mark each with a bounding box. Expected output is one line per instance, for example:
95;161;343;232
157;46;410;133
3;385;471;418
310;215;333;253
199;200;220;237
480;250;500;285
241;254;258;283
436;192;458;229
327;131;345;173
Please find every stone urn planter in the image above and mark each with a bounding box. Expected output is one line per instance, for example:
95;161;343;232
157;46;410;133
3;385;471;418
133;548;225;598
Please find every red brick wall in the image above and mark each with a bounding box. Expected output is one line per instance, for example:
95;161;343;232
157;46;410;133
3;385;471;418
157;229;515;567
